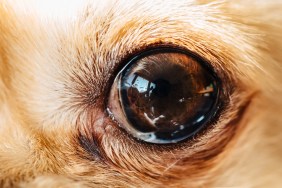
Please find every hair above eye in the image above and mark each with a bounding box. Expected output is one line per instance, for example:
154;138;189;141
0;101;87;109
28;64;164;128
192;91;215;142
108;48;221;144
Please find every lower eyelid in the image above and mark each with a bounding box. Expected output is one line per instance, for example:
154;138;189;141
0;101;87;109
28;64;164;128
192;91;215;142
77;93;251;177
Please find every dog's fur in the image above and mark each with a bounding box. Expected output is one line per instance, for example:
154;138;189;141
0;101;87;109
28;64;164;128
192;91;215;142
1;0;282;187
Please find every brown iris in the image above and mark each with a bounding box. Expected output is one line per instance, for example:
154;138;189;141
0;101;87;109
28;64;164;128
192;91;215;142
109;48;219;144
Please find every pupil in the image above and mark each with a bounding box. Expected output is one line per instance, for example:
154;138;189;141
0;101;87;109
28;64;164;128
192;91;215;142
152;79;171;97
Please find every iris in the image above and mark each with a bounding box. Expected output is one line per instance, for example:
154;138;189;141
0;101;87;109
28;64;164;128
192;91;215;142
110;48;220;144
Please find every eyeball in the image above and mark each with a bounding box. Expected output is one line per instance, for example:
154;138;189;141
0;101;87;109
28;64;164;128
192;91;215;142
108;48;220;144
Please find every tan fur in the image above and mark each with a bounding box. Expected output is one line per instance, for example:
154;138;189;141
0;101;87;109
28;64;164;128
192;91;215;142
0;0;282;187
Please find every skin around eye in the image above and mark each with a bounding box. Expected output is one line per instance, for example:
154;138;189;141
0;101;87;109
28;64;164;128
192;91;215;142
108;48;220;144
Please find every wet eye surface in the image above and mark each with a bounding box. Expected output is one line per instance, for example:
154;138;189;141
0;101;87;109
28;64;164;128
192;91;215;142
108;48;220;144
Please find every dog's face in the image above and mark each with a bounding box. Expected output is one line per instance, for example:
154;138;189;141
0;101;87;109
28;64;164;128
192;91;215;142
1;0;282;187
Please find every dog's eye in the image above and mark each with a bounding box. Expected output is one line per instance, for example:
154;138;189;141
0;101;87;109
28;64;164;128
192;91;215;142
108;48;220;144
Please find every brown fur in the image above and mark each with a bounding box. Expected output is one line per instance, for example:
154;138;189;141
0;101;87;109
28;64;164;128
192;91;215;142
0;0;282;187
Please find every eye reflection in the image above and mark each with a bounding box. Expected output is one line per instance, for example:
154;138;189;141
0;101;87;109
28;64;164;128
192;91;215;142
109;48;220;144
124;74;156;94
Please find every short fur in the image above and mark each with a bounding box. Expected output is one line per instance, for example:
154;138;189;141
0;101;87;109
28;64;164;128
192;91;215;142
0;0;282;187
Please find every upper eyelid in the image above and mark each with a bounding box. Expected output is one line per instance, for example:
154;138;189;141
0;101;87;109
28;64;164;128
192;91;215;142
74;19;244;83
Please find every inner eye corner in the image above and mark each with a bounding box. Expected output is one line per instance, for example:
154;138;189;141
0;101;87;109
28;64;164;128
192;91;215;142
107;46;223;145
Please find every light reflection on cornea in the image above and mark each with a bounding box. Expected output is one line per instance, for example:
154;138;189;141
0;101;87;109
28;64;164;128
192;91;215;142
196;116;205;123
125;74;156;94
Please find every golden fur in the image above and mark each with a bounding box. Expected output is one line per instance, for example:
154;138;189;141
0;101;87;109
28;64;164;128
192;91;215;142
0;0;282;187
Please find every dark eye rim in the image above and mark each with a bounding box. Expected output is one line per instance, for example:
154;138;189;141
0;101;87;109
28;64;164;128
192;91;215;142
106;46;225;144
